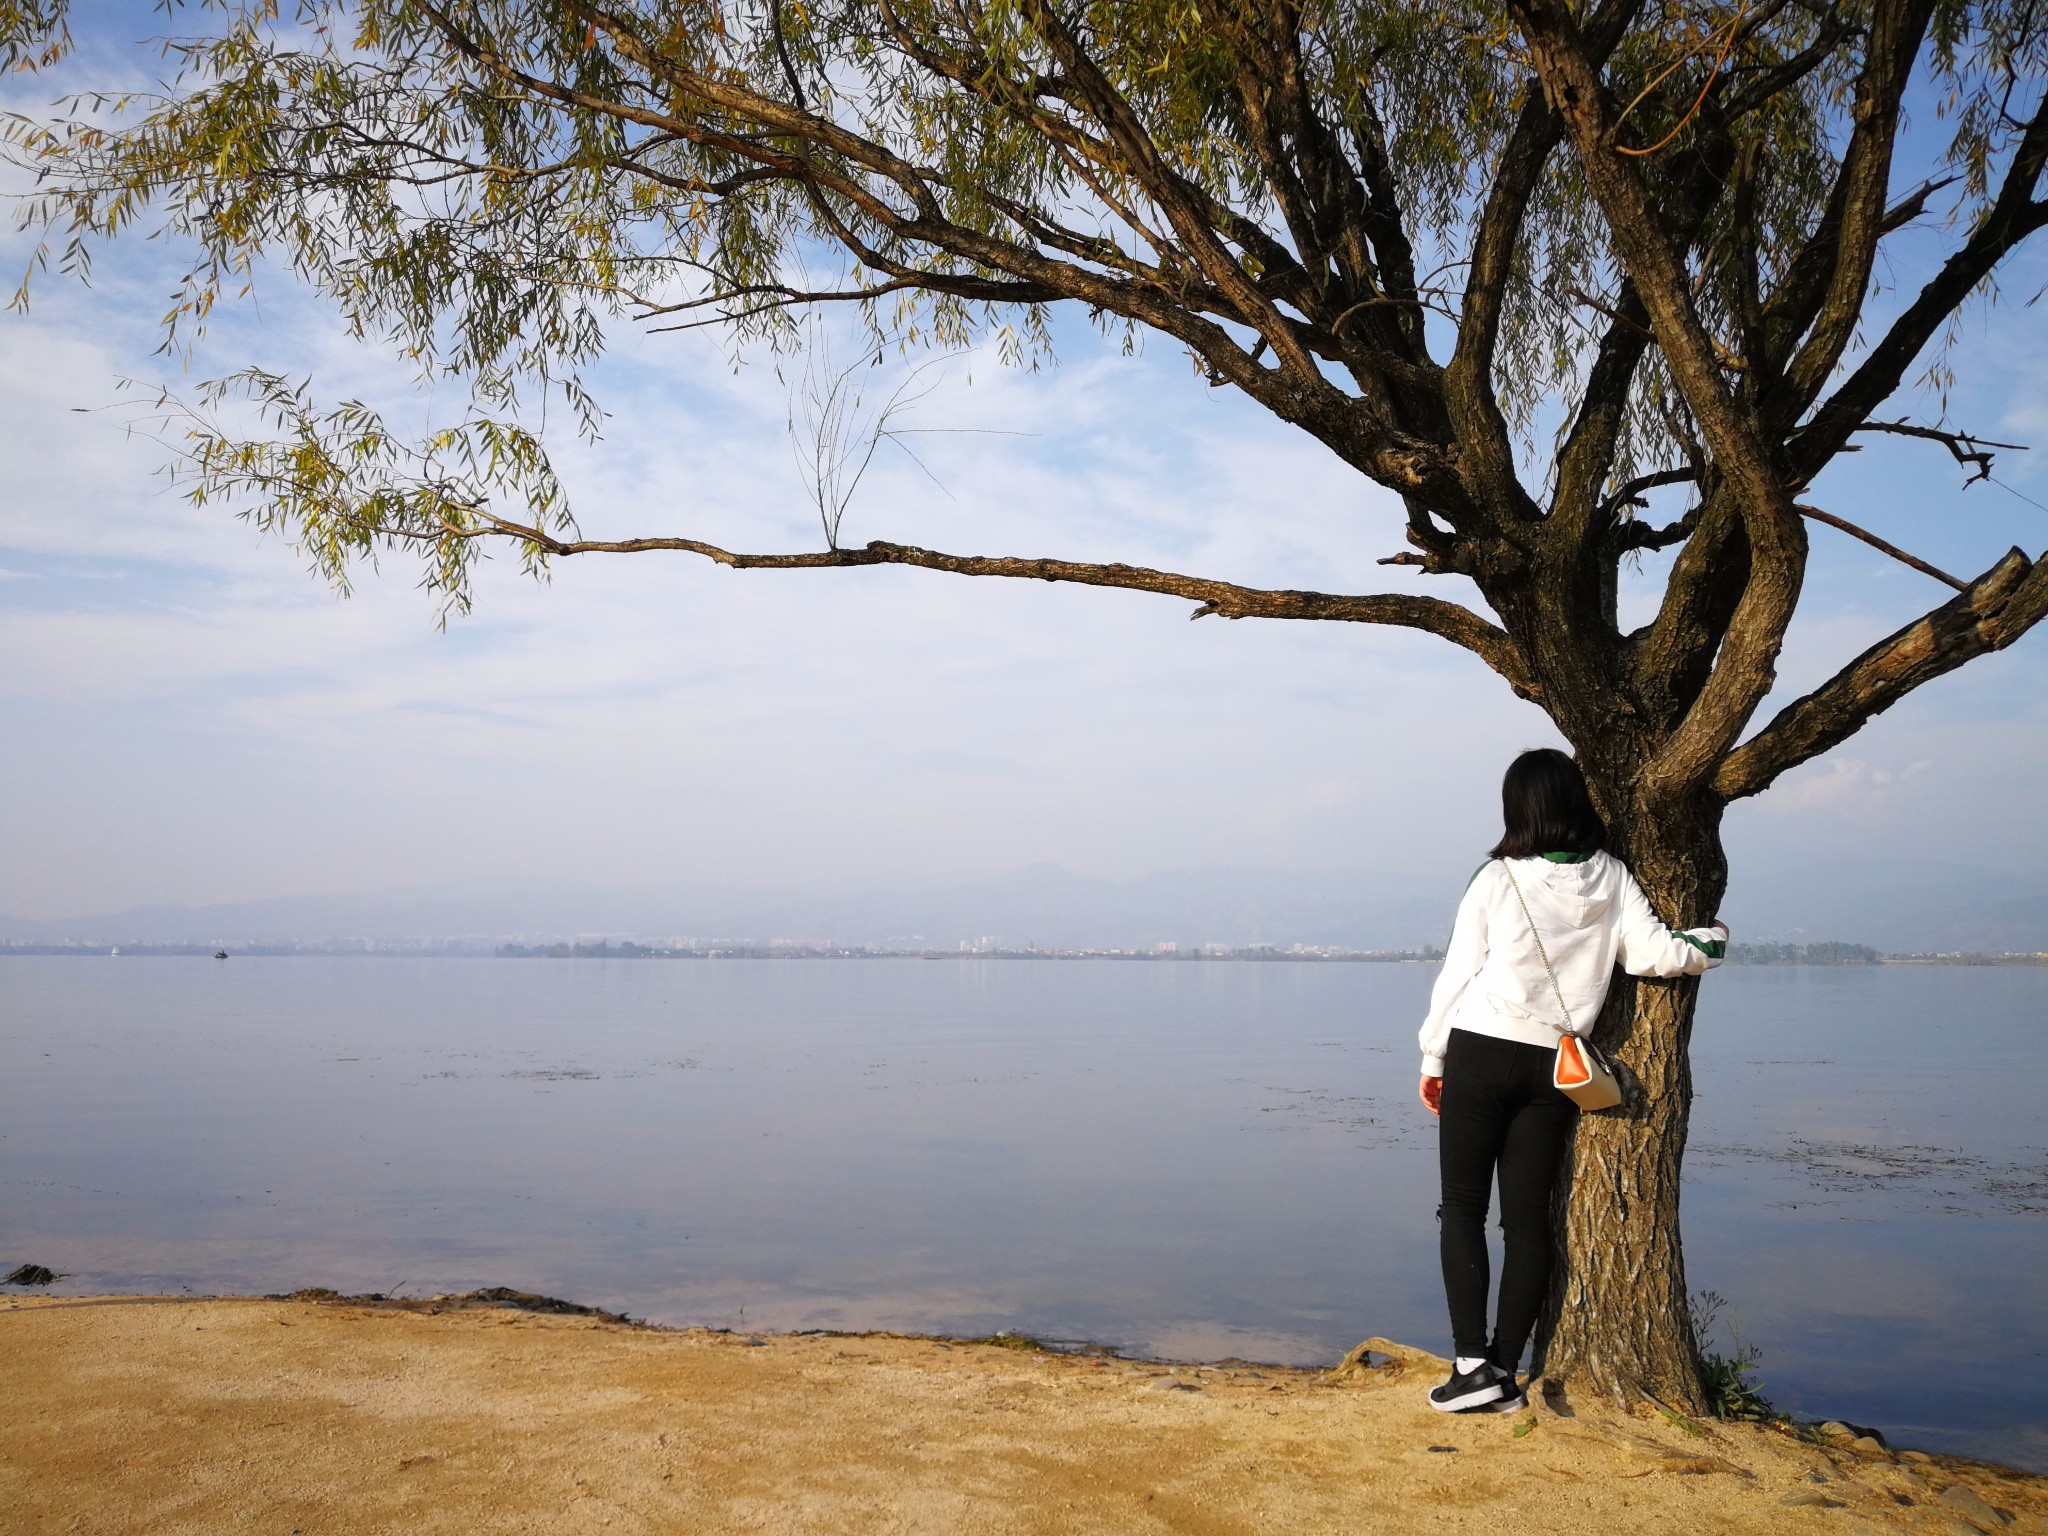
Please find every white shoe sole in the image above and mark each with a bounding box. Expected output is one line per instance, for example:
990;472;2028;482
1428;1383;1506;1412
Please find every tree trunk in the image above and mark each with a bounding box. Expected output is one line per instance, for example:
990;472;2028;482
1536;793;1728;1412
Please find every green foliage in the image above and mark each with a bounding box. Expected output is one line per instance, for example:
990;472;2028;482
0;1;69;72
1653;1403;1707;1435
1691;1290;1780;1422
1697;1344;1777;1421
134;367;573;620
1;0;2043;611
970;1330;1053;1351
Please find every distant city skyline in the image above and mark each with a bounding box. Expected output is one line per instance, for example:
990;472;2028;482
3;856;2043;956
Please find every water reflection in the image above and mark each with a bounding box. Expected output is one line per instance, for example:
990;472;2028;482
0;957;2040;1468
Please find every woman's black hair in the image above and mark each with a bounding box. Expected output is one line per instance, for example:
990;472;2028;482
1488;748;1606;859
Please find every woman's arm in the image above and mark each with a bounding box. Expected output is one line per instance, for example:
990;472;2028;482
1615;869;1728;977
1419;868;1492;1077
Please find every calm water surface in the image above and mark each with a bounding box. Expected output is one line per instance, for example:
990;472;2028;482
1;958;2042;1468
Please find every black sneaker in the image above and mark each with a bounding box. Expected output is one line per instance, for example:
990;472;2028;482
1427;1360;1506;1413
1466;1365;1526;1413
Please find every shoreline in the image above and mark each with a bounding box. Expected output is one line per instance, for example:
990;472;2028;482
5;1291;2042;1534
8;946;2048;964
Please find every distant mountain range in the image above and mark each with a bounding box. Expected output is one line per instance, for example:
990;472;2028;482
3;856;2044;953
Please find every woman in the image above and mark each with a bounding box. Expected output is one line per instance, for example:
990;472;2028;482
1417;748;1727;1413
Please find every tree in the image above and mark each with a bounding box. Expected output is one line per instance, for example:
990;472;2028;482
6;0;2046;1408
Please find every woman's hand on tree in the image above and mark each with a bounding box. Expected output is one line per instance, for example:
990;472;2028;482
1419;1075;1442;1116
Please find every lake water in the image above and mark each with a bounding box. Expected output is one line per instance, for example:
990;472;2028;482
1;957;2042;1469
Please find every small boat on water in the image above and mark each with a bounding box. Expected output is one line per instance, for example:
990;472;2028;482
214;950;229;960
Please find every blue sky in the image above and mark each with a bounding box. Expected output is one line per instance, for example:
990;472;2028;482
2;12;2045;922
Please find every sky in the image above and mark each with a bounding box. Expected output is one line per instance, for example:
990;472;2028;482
2;14;2046;924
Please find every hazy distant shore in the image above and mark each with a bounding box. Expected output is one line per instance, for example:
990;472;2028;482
5;940;2046;964
7;856;2047;958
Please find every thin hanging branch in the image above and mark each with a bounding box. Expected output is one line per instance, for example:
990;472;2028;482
788;342;954;549
1796;504;1967;591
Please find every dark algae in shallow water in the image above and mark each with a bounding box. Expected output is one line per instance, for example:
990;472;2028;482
270;1286;640;1324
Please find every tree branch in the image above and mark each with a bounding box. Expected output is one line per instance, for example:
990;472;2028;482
1757;173;1956;394
1714;547;2048;801
1553;281;1661;527
1719;1;1859;119
1514;0;1808;793
1344;94;1427;341
1795;504;1965;591
1726;136;1767;387
1594;466;1968;586
1211;17;1356;311
1453;0;1643;525
1772;0;1935;415
1790;95;2048;481
1549;87;1741;628
639;274;1056;334
1016;0;1320;381
1449;88;1564;522
1600;466;1699;521
868;0;1318;320
425;4;1457;503
446;509;1535;696
1612;505;1703;556
1852;419;2028;485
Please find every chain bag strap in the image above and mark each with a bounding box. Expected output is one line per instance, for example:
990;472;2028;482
1498;860;1624;1111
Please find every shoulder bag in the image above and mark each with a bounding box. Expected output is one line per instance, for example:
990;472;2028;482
1498;860;1625;1111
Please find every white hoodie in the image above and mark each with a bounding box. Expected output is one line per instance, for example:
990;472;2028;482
1419;852;1727;1077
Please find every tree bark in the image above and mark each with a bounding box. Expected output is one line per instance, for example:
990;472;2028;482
1537;788;1727;1412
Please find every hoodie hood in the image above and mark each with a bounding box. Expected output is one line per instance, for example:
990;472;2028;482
1513;852;1619;930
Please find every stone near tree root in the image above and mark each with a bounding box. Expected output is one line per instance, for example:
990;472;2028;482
1939;1483;2013;1527
1779;1488;1844;1508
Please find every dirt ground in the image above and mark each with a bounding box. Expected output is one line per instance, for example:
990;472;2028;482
3;1294;2043;1535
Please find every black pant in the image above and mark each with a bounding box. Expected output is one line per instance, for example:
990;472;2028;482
1437;1028;1577;1370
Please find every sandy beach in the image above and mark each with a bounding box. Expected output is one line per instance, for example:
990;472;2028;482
3;1292;2043;1534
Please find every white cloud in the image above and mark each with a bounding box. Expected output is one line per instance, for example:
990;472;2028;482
2;48;2046;918
0;267;1546;913
1763;757;1934;815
